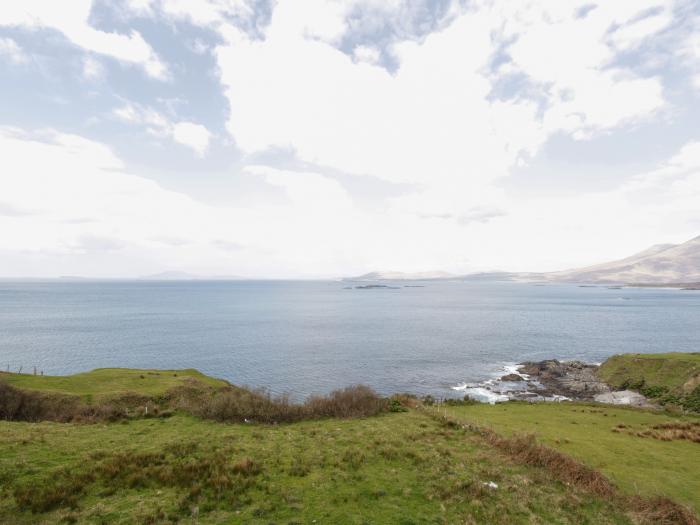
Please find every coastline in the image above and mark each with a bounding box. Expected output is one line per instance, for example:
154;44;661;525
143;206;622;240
454;359;657;408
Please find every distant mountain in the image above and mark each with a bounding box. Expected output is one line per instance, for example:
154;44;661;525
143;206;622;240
544;235;700;284
140;271;201;280
139;271;247;281
344;270;457;281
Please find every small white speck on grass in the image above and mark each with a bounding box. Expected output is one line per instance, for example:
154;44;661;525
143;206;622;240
483;481;498;489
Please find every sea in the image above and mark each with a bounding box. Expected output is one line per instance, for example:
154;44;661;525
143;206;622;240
1;280;698;400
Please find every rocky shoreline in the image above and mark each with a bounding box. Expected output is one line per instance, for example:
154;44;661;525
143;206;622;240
458;359;657;408
516;360;611;399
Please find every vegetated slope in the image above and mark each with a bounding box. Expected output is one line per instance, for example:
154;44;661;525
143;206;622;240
444;402;700;514
598;353;700;411
598;353;700;392
546;235;700;284
0;412;647;524
1;368;698;523
0;370;388;424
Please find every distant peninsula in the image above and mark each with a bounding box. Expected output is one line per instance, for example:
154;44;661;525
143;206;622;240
346;234;700;286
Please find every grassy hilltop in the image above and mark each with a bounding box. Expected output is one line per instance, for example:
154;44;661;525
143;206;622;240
0;365;699;524
1;368;228;399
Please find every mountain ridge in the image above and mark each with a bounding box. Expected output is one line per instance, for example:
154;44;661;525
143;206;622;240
344;235;700;285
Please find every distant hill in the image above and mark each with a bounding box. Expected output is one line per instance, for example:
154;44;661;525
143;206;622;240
344;270;456;281
344;235;700;285
140;271;247;281
545;235;700;284
140;271;201;280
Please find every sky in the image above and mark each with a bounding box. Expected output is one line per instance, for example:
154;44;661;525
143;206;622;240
1;0;699;279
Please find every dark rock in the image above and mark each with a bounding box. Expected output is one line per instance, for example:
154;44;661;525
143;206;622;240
517;359;611;400
500;374;524;382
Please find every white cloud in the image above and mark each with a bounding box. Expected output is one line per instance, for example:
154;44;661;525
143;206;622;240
82;55;104;80
0;0;168;79
214;0;668;195
125;0;254;28
679;27;700;89
497;1;667;137
0;37;28;64
1;126;698;277
172;122;212;156
113;102;212;155
0;127;237;275
352;45;380;65
1;1;696;278
608;10;672;51
216;5;542;191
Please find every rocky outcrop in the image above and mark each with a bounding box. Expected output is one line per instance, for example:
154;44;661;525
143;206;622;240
517;360;611;399
593;390;656;408
500;373;524;382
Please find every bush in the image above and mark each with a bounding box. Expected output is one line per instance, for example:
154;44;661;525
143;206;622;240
1;378;389;425
639;384;669;398
305;385;387;419
0;381;124;423
389;399;408;412
177;383;387;424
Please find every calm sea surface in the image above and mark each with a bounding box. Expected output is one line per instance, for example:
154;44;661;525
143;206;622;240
0;280;698;399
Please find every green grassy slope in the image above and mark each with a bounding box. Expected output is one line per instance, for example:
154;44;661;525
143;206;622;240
444;402;700;513
0;412;636;525
598;353;700;393
0;368;228;400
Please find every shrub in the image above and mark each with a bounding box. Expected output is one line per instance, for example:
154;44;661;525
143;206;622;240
2;378;388;425
0;381;124;423
176;383;387;424
389;399;408;412
305;385;387;419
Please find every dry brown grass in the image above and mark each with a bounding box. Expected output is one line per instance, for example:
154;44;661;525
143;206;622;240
485;432;616;497
629;496;700;525
429;411;699;525
613;420;700;443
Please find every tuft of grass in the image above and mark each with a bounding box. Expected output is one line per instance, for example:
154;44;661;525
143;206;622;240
616;420;700;443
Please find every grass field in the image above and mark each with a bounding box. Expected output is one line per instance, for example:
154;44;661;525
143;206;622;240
1;368;698;523
444;402;700;514
0;411;641;524
0;368;228;401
